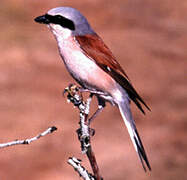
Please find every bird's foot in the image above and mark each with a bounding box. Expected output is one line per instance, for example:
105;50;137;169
63;84;83;107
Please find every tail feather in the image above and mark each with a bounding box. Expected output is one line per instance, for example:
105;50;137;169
118;101;151;171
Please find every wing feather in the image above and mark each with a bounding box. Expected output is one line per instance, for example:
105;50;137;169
75;34;150;113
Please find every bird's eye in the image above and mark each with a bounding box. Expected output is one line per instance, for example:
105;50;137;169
55;15;63;20
56;15;75;31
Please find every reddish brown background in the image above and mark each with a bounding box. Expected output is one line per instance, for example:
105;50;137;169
0;0;186;179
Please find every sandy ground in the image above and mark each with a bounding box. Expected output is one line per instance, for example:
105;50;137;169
0;0;186;179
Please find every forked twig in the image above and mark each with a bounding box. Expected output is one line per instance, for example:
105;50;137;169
68;157;95;180
64;84;103;180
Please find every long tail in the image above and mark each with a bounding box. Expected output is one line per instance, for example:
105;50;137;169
118;100;151;171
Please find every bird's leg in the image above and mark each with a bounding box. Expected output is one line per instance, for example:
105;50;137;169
88;97;106;125
79;87;107;96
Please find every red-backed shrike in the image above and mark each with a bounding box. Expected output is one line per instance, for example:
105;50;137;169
35;7;151;171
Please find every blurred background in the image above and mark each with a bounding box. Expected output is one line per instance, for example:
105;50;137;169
0;0;186;179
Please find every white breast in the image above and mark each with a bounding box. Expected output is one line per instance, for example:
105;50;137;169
51;29;123;104
49;25;103;84
58;37;99;83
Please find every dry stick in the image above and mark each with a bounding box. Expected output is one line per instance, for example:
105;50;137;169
86;145;101;180
0;126;57;148
84;96;102;180
68;157;95;180
65;84;103;180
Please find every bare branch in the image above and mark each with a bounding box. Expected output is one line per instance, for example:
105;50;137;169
0;126;57;148
68;157;95;180
64;84;103;180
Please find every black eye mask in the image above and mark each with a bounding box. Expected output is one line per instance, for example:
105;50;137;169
35;14;75;31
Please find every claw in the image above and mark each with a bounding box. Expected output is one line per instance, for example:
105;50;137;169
63;84;83;107
63;84;79;97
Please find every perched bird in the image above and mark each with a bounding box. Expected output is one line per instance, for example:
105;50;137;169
35;7;151;171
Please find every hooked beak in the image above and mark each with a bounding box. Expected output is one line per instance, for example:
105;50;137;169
34;14;50;24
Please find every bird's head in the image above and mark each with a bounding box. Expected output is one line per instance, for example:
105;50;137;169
34;7;94;39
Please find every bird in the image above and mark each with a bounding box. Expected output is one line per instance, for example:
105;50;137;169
34;7;151;171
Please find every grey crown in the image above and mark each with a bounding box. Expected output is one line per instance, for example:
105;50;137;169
48;7;95;36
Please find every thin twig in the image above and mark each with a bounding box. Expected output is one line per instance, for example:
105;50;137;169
86;147;101;180
0;126;57;148
68;157;95;180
